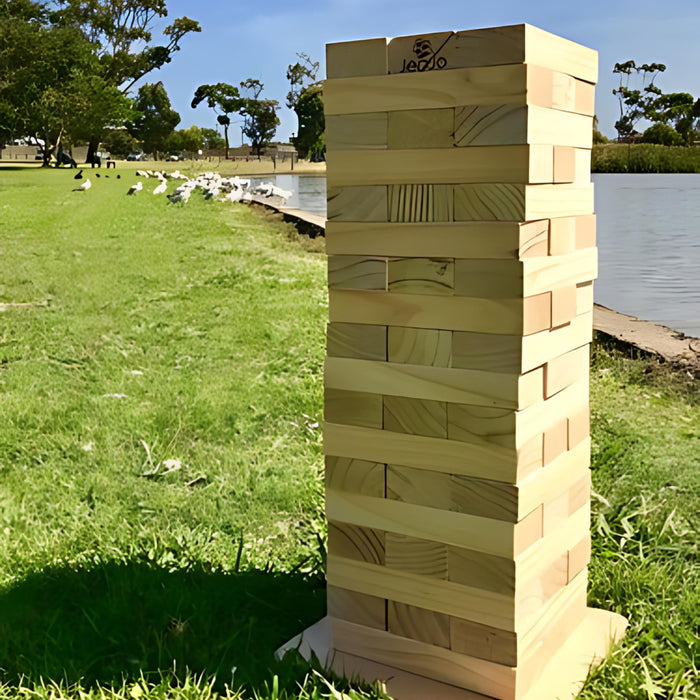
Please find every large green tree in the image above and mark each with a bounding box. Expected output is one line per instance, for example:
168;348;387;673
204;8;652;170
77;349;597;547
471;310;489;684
191;83;242;159
128;81;180;158
50;0;200;161
239;79;279;156
286;53;324;160
612;60;666;140
0;0;130;164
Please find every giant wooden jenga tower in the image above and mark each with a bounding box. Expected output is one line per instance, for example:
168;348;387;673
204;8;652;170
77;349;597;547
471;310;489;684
280;24;627;700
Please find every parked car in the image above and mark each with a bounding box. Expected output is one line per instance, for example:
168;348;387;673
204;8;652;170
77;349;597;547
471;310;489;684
126;152;146;161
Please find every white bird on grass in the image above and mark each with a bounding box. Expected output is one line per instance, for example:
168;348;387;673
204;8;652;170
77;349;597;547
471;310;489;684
152;179;168;195
73;178;91;192
127;182;143;195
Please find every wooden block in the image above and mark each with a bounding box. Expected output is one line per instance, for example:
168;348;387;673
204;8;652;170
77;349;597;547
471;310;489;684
327;322;387;361
327;555;514;632
543;417;568;465
326;38;388;79
384;395;447;438
331;618;516;698
576;281;594;315
388;601;451;648
328;289;550;336
447;403;517;448
530;107;593;148
453;183;594;222
388;464;519;522
552;285;578;328
522;249;598;296
388;326;452;367
542;473;587;535
325;489;539;558
387;108;455;149
325;113;388;150
450;616;518;666
326;145;556;188
328;255;387;290
527;65;596;117
452;25;525;69
524;24;598;84
567;536;591;582
521;311;592;372
452;332;522;373
454;104;527;146
323;64;529;116
387;31;455;74
388;184;454;222
385;531;448;579
454;260;523;299
448;546;515;595
324;388;384;429
325;456;386;498
516;439;591;527
327;521;385;565
516;551;569;612
327;185;387;222
325;220;549;260
327;585;386;630
544;344;589;398
324;422;519;483
574;214;596;249
325;356;544;410
549;217;577;255
573;148;592;183
567;403;590;449
553;146;576;183
388;258;454;295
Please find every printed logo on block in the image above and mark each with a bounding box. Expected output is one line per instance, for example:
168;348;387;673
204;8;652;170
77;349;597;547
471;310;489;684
400;37;449;73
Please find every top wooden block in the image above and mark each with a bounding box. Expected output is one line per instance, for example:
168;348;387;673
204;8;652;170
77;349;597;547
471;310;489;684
326;24;597;84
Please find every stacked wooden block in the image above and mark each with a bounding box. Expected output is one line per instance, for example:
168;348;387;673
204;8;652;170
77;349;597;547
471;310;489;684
321;24;608;700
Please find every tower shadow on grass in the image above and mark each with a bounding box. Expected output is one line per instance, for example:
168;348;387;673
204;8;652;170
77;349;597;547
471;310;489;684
0;561;326;693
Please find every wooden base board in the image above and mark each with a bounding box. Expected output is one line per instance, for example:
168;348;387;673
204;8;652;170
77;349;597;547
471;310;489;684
277;608;627;700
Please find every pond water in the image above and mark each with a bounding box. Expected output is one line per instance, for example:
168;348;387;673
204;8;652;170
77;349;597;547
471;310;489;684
254;173;700;337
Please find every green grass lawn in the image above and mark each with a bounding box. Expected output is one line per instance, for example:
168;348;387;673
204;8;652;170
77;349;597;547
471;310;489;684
0;165;697;699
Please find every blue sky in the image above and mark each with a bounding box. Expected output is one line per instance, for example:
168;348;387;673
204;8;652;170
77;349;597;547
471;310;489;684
147;0;700;143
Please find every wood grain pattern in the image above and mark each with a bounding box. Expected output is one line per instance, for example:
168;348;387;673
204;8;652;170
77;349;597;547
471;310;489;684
327;255;387;290
527;65;596;116
383;395;447;438
454;260;523;299
325;220;550;260
387;326;452;367
388;184;454;222
327;145;555;188
451;331;522;372
388;601;451;649
329;289;550;336
450;616;518;666
327;185;387;222
544;344;590;398
324;422;519;483
454;104;526;146
522;249;598;296
387;108;455;149
447;546;515;595
524;24;598;83
385;531;448;579
330;618;516;698
327;521;385;565
326;322;387;361
324;388;384;429
520;311;592;373
327;585;386;630
325;456;386;497
326;38;388;79
325;356;544;410
388;257;454;295
325;113;388;150
325;489;539;558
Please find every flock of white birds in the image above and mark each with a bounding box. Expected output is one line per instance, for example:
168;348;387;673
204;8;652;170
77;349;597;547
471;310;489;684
72;168;293;206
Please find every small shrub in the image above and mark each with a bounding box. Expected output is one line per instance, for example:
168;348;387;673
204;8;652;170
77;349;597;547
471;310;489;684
642;123;684;146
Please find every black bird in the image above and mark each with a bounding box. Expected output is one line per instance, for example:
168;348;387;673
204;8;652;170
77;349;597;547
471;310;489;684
95;172;101;178
73;169;83;180
116;174;121;179
105;174;110;178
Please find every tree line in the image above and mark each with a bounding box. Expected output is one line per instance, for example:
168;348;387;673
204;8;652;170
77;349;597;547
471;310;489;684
611;60;700;146
0;0;325;164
